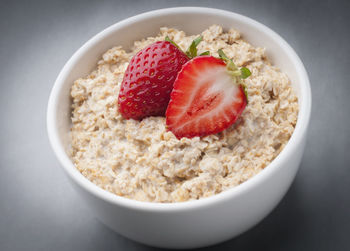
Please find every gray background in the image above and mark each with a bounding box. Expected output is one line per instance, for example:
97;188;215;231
0;0;349;250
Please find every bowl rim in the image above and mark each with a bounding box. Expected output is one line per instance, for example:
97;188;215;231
47;6;311;212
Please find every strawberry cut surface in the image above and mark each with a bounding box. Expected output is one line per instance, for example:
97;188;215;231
118;41;189;120
166;56;247;139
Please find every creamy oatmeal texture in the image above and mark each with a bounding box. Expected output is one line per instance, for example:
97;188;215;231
70;25;298;203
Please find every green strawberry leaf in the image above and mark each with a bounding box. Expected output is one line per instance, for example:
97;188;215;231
186;36;203;58
165;36;181;50
166;35;205;59
240;67;251;79
241;84;249;103
199;51;210;56
218;48;229;61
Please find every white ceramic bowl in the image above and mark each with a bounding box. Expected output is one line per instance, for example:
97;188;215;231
47;7;311;249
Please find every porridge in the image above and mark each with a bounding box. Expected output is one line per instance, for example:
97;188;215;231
70;25;298;203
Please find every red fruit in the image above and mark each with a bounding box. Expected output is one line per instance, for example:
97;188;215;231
118;41;189;120
166;56;247;139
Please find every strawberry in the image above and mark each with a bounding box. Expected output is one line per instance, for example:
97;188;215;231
166;50;251;139
118;40;189;120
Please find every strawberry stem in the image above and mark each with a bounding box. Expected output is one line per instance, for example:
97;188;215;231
218;49;251;102
217;49;251;80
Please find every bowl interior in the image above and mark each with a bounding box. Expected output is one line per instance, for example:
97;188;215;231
49;8;310;203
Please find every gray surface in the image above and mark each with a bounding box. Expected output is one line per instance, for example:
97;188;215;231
0;0;349;250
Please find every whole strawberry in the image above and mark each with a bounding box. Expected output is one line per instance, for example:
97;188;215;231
118;40;189;120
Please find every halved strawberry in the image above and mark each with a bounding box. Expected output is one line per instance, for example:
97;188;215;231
166;54;250;139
